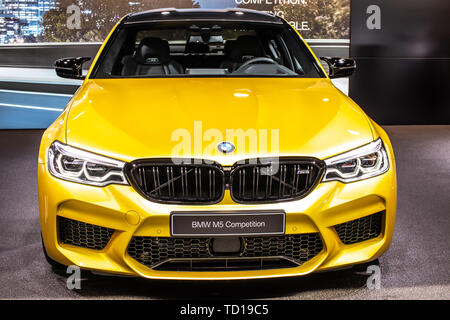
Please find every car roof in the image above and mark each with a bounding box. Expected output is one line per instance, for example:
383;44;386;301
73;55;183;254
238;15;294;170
124;8;284;25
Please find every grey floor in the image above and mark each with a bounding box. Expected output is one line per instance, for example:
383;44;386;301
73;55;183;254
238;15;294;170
0;126;449;300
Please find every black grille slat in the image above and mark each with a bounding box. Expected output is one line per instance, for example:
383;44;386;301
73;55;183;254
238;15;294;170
252;167;257;198
151;167;159;196
195;167;201;199
127;233;324;271
268;170;273;196
58;217;114;250
308;165;314;185
291;165;296;195
139;167;147;192
281;165;287;196
208;169;212;198
334;212;383;245
166;167;174;197
181;167;188;197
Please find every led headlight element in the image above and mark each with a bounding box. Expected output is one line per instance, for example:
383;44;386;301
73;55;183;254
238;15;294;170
48;141;128;186
323;138;389;183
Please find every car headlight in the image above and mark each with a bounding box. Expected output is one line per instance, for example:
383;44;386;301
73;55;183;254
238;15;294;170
323;138;389;183
48;141;128;186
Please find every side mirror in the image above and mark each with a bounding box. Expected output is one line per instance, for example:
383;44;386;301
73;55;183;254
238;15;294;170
320;57;356;79
55;57;91;80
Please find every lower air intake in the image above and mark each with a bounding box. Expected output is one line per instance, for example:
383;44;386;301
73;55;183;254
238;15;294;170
58;217;114;250
334;212;383;245
127;233;323;271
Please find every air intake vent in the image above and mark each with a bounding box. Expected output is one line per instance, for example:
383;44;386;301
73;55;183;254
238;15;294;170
127;233;323;271
58;217;114;250
334;212;383;245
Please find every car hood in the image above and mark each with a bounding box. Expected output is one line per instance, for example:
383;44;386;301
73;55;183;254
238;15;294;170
66;78;374;164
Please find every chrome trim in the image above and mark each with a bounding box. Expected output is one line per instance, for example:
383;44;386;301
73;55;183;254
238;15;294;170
150;256;303;270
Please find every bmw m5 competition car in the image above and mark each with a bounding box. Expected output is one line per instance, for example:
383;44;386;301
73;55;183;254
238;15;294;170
39;9;396;280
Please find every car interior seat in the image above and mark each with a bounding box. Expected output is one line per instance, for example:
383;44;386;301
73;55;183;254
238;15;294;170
121;37;183;76
220;35;265;72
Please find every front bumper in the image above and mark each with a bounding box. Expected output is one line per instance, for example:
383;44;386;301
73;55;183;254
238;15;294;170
38;152;396;280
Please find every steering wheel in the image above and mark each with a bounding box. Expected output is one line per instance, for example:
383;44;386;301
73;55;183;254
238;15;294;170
234;57;277;73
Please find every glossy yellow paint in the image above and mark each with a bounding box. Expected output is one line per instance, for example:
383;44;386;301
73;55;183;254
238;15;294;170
38;21;396;280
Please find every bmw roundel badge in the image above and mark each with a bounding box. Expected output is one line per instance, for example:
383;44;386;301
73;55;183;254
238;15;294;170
217;142;235;154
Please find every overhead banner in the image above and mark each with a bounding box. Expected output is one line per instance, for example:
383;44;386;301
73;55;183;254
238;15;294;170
0;0;349;44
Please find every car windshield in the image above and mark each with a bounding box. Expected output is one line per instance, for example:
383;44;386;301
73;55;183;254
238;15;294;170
93;21;324;78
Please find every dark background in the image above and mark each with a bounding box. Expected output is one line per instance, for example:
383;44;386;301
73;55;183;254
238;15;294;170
350;0;450;125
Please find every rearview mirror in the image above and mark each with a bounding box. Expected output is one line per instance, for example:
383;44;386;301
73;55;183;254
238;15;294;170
320;57;356;79
55;57;91;80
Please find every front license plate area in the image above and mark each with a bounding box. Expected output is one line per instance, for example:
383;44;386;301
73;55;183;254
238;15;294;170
170;211;285;236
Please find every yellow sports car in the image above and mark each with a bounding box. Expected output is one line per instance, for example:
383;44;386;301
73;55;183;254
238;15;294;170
39;9;396;280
